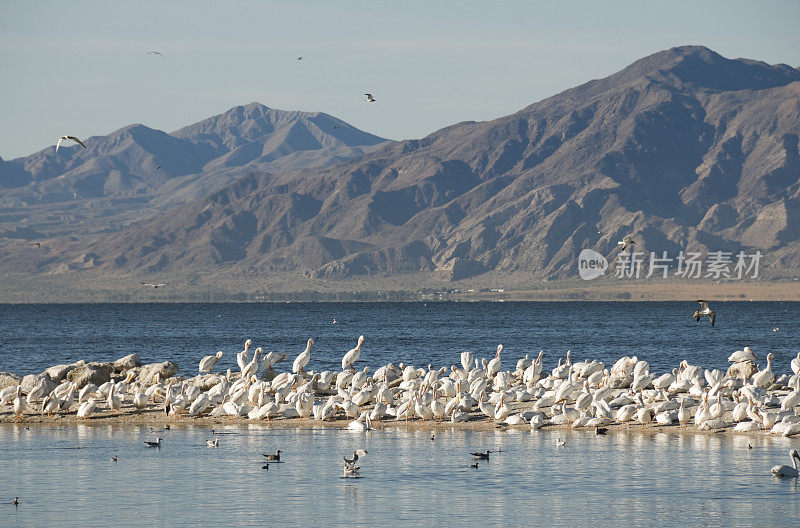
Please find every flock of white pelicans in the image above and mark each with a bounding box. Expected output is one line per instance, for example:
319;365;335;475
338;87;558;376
3;336;800;477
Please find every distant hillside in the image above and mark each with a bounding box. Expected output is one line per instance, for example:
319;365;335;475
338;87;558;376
4;46;800;285
0;102;388;237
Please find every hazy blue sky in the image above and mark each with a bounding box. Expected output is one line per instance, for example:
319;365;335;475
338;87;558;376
1;0;798;159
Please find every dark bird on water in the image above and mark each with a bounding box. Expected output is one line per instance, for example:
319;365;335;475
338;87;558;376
470;462;479;468
693;300;716;327
595;427;608;435
110;455;118;462
263;450;282;462
12;497;19;506
471;450;491;460
261;464;269;470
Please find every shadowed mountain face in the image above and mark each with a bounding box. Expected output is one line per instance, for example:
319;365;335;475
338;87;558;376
0;103;388;237
7;46;800;281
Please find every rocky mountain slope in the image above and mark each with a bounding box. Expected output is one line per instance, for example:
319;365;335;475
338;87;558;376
6;46;800;282
0;103;387;237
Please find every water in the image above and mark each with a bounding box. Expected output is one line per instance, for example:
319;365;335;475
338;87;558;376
0;302;797;377
0;424;798;528
1;302;799;527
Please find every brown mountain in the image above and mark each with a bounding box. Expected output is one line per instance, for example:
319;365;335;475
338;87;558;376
0;103;387;237
7;46;800;283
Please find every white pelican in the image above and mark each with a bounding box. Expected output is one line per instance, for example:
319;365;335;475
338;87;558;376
77;398;98;421
13;386;26;418
751;353;775;387
56;135;86;152
241;347;262;379
791;352;800;375
487;345;503;378
292;338;314;375
237;339;253;371
771;449;800;477
342;335;364;370
107;385;122;414
133;390;148;413
728;347;756;363
199;351;224;374
348;412;373;431
693;300;716;327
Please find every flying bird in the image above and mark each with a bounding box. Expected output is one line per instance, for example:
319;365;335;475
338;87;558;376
156;166;162;170
364;93;376;103
297;56;303;60
693;300;716;327
617;234;635;252
56;136;86;152
142;282;166;288
333;125;339;130
34;242;42;248
147;51;164;57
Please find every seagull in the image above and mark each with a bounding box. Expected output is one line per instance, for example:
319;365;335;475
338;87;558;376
470;450;491;460
156;166;162;170
617;234;635;252
143;437;162;448
56;136;86;152
147;51;164;57
693;300;716;327
142;282;166;288
343;449;367;469
297;56;303;60
364;93;376;103
263;450;282;462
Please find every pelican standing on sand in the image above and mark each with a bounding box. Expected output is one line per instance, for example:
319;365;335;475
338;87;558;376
199;351;224;374
693;300;716;327
293;339;314;375
771;449;800;477
342;335;365;370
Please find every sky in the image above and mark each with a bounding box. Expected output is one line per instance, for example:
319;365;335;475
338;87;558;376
1;0;799;160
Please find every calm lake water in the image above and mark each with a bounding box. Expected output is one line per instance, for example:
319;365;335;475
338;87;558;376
1;302;799;527
0;302;797;377
1;424;799;528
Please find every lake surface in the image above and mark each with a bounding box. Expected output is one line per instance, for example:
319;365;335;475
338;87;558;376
1;424;798;528
0;302;797;378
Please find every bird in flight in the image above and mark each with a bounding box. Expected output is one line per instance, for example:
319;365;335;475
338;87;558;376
156;166;162;170
147;51;165;57
142;282;166;288
333;125;339;130
617;234;636;252
364;93;376;103
56;136;86;152
34;242;42;248
297;56;303;60
693;300;716;327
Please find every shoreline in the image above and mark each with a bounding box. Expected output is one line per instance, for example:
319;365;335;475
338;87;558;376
0;406;776;439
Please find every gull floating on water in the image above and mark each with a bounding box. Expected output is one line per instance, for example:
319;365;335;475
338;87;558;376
693;300;716;327
56;136;86;152
263;450;282;462
143;437;162;448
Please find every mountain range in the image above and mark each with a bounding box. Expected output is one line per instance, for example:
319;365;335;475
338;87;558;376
2;46;799;288
0;103;387;237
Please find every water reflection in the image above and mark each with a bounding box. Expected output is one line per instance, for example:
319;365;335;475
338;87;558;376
1;425;798;528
